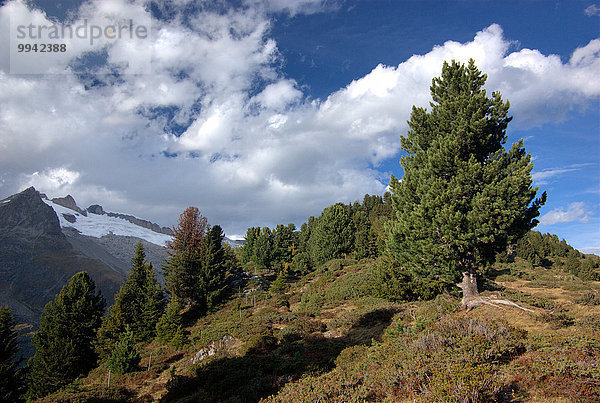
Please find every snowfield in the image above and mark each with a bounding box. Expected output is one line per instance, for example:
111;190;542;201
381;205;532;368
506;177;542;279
43;199;173;246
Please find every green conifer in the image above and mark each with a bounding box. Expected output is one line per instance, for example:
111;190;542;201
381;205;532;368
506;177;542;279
106;326;141;374
27;272;105;399
163;207;208;307
0;306;21;402
309;203;354;264
156;297;184;345
201;225;229;311
96;243;165;356
386;60;545;307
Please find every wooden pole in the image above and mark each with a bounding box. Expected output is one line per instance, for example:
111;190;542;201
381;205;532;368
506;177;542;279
107;370;111;387
147;352;152;372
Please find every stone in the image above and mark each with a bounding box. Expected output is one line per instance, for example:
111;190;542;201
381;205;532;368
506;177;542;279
87;204;105;215
62;213;77;223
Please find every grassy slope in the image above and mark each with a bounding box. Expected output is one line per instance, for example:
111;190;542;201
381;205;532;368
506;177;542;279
41;257;600;402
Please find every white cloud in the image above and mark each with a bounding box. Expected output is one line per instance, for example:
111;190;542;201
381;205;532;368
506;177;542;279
244;0;331;16
23;167;80;191
584;4;600;16
580;246;600;255
252;79;302;111
532;163;594;185
0;1;598;235
539;202;591;225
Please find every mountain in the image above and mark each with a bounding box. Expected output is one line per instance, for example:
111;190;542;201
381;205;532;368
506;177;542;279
43;193;172;279
0;187;244;325
0;187;172;324
0;187;121;324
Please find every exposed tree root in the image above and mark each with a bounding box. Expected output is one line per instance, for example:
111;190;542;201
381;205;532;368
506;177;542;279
457;271;534;312
463;296;534;312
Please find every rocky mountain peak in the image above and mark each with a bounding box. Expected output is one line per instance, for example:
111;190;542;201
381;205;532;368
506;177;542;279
51;195;87;216
0;186;62;236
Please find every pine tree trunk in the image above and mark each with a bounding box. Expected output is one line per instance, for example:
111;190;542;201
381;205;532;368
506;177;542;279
458;271;479;309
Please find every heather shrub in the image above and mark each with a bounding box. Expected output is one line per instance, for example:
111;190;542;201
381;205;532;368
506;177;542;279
577;290;600;306
267;315;526;402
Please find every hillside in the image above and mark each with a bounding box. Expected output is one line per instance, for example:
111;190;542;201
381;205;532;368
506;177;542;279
41;252;600;402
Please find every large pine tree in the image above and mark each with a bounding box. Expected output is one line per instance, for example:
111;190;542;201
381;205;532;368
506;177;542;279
0;306;21;402
27;272;105;398
96;243;164;356
386;60;545;308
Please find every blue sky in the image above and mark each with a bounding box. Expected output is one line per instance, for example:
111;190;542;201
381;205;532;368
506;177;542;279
0;0;598;253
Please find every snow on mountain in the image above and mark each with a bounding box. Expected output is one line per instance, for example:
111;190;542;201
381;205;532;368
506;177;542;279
43;199;173;246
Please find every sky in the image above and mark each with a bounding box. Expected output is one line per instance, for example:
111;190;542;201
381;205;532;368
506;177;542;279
0;0;598;253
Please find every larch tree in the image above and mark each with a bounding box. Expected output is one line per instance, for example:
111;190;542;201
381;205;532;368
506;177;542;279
163;207;208;307
386;59;545;309
27;272;105;399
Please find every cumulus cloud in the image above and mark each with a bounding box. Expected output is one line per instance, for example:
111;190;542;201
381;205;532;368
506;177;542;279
0;1;598;235
539;202;591;225
23;168;80;191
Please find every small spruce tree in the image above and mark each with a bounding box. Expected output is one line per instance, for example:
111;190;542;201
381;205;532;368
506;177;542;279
107;327;141;374
156;297;184;345
96;243;164;356
269;273;289;295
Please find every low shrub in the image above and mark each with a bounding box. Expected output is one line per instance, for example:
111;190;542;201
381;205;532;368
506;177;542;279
537;312;575;329
267;314;527;402
501;289;559;311
38;385;133;402
509;345;600;402
577;290;600;306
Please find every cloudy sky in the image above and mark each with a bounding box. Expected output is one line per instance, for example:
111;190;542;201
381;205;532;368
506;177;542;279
0;0;598;252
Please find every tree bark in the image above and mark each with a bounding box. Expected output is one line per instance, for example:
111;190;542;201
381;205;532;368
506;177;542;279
458;271;479;310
